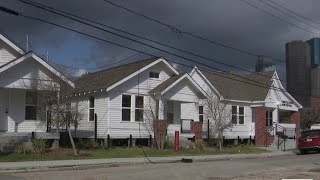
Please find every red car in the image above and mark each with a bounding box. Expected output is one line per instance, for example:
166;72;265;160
298;130;320;154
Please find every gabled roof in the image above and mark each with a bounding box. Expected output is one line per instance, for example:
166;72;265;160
0;33;25;55
200;69;274;101
149;74;184;94
149;73;207;99
74;57;179;93
0;51;74;88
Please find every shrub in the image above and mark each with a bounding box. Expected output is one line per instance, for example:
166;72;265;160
194;140;207;151
163;139;174;150
32;139;46;154
77;139;100;150
15;142;33;154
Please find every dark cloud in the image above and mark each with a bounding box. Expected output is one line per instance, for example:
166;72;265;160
1;0;320;81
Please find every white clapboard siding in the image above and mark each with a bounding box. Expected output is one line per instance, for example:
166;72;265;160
181;102;198;120
71;94;109;138
0;46;18;67
6;89;46;132
0;59;55;89
223;105;253;139
190;69;212;93
108;91;151;139
162;79;199;102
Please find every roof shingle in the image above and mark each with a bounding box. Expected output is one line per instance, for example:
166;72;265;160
202;70;275;101
74;57;159;92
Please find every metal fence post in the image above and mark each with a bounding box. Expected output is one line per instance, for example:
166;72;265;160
94;113;97;142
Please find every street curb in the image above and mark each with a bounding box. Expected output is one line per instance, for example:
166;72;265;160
0;152;294;173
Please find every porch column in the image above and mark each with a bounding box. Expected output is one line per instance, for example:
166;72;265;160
158;99;165;120
290;111;300;140
254;106;267;146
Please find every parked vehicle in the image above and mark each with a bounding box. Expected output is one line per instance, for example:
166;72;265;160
298;130;320;154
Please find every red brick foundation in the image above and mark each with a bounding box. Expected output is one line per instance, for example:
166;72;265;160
190;120;203;140
290;111;300;140
254;106;273;146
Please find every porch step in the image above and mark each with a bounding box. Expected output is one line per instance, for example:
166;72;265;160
269;135;296;151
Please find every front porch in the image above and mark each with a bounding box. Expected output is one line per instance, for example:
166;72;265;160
149;73;208;140
0;88;48;133
254;105;300;148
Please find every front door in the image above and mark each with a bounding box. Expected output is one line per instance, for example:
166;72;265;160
166;101;174;124
266;110;273;127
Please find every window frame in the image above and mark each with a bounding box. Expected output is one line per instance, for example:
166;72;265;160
135;95;144;122
199;105;204;123
149;72;160;79
88;96;95;122
231;105;245;125
25;91;38;120
122;94;132;122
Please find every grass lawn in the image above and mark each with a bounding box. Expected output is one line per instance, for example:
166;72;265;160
0;145;269;162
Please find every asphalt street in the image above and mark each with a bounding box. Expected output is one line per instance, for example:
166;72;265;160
1;153;320;180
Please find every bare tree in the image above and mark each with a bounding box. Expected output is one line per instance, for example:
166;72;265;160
301;107;320;130
144;96;167;150
203;93;232;151
35;78;82;156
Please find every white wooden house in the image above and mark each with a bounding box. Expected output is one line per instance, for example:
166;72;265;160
190;67;302;147
0;33;74;138
71;57;207;144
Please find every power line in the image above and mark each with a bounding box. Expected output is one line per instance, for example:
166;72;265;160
257;0;320;32
267;0;320;26
18;0;285;82
239;0;320;36
49;52;142;70
102;0;285;63
14;0;286;83
0;6;315;101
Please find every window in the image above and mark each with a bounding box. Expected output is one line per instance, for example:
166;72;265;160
135;96;144;122
25;91;37;120
231;106;245;125
89;96;95;121
199;106;204;123
231;106;237;124
279;111;291;123
167;101;174;124
149;72;159;78
239;107;244;124
122;95;131;121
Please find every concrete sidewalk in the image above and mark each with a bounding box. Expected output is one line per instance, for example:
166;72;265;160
0;151;294;172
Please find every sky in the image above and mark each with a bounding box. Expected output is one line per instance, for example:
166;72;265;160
1;0;319;82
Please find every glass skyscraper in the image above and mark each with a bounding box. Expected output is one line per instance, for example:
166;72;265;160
307;38;320;68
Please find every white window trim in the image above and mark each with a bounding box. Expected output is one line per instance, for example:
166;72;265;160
88;96;95;122
149;71;160;79
121;94;133;122
232;106;245;125
121;94;146;122
199;105;204;123
134;95;144;122
25;91;38;121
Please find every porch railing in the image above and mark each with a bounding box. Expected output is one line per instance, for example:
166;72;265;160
181;119;192;133
272;122;296;151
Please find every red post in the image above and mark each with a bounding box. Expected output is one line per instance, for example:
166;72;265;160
174;131;179;152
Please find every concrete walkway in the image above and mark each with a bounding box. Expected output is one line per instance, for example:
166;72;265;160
0;151;294;172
